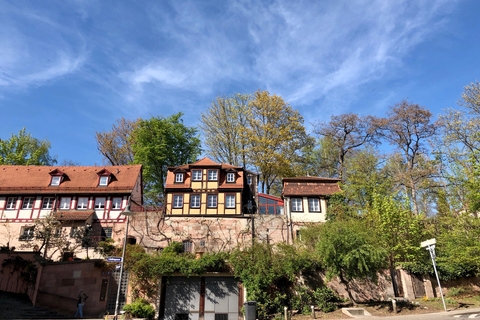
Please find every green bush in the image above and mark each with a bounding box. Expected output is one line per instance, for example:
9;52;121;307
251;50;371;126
291;286;340;314
123;298;155;319
447;287;466;297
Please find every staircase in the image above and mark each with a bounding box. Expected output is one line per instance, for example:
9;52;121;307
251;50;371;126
0;291;70;319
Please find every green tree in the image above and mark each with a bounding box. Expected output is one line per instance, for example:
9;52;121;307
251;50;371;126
364;193;427;269
433;211;480;279
243;90;312;194
342;147;394;211
0;128;56;165
200;94;250;167
96;117;139;165
132;113;201;203
313;219;387;303
437;81;480;214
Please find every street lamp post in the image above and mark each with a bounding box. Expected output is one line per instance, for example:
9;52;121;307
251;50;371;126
421;238;446;311
114;198;135;319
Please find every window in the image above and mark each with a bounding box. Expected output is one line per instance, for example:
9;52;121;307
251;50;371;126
208;170;217;181
226;195;235;208
308;198;321;212
226;172;235;183
70;226;80;238
6;197;17;210
207;194;217;208
183;240;193;253
190;195;200;208
50;176;61;186
175;173;184;183
291;198;303;212
247;176;252;185
42;197;54;209
101;227;112;241
112;198;122;210
192;170;202;181
173;195;183;208
258;195;283;215
77;197;89;210
20;226;35;241
22;197;35;209
95;198;106;209
60;197;71;210
99;176;109;186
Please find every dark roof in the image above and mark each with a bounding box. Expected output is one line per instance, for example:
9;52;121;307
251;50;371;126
54;211;94;221
282;176;341;197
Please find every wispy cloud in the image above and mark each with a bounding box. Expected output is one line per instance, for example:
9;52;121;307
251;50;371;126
0;2;87;91
110;0;455;118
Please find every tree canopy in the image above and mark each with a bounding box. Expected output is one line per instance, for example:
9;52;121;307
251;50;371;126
0;128;56;165
96;117;139;166
132;112;201;203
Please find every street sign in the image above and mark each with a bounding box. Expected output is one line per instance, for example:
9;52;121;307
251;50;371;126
421;238;436;248
107;257;122;262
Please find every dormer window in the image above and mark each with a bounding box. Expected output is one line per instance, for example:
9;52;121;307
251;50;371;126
247;176;252;185
99;176;109;186
49;169;65;186
51;176;61;186
208;170;218;181
175;173;184;183
192;170;202;181
226;172;235;183
97;169;112;187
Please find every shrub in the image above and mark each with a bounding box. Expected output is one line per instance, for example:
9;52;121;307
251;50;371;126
291;286;340;314
447;287;466;297
123;298;155;319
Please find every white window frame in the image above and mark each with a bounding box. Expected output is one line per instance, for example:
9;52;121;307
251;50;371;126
208;170;218;181
20;226;35;241
77;197;89;210
99;176;109;186
207;194;218;208
60;197;71;210
112;197;122;210
173;195;183;208
183;240;193;253
192;170;202;181
50;176;61;186
226;195;235;208
291;198;303;212
308;198;321;212
42;197;54;210
6;197;17;210
22;197;35;209
175;173;184;183
95;197;106;209
190;195;200;208
226;172;235;183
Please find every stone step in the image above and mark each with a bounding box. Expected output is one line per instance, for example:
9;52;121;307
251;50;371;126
0;291;70;319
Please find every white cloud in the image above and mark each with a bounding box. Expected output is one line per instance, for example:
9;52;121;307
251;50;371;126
0;2;87;91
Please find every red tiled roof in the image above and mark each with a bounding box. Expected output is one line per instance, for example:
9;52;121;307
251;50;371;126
0;165;142;194
168;158;243;171
282;176;341;182
54;211;94;221
283;177;341;196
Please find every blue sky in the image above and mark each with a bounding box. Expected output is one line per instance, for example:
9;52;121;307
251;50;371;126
1;0;479;166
